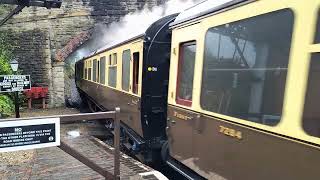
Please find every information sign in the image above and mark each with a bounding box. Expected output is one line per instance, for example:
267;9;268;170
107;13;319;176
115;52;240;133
0;118;60;152
0;75;31;92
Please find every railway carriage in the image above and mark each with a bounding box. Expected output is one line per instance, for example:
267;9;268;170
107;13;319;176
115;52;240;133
75;14;178;164
76;0;320;179
164;0;320;179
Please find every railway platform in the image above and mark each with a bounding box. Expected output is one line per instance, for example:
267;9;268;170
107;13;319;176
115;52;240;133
0;108;167;180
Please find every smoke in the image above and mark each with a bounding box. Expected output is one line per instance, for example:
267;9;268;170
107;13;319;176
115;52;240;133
65;0;230;105
97;0;198;51
68;0;200;63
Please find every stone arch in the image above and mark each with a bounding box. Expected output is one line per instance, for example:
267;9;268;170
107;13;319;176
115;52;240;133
55;31;90;62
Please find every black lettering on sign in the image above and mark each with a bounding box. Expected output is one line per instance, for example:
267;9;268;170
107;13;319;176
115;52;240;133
0;75;31;92
0;124;56;149
0;118;60;152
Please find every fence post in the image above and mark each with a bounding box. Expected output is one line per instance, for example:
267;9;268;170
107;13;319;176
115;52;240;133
113;107;121;180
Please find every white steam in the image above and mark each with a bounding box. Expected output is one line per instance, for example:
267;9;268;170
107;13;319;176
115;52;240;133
70;0;202;62
67;0;239;63
96;0;199;52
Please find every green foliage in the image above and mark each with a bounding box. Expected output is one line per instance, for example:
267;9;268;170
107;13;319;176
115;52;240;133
0;32;13;75
0;95;14;117
0;32;14;117
0;57;12;75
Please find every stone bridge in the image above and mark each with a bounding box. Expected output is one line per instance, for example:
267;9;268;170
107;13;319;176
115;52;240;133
0;0;165;107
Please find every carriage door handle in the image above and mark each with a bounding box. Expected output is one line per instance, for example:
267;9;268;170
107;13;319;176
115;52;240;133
195;114;204;134
167;118;176;125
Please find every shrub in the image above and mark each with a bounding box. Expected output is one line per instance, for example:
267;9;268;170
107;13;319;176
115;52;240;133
0;32;14;117
0;95;14;117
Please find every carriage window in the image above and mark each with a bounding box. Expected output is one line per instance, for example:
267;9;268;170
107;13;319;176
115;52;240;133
84;61;88;79
93;59;97;82
314;10;320;43
109;55;112;65
200;9;293;126
303;53;320;137
176;42;196;106
113;53;117;65
132;52;140;94
88;60;92;81
97;60;100;83
122;49;131;91
100;56;106;84
77;62;84;80
108;53;117;88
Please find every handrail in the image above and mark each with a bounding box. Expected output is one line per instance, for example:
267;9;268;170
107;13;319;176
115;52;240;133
0;107;121;180
58;107;121;180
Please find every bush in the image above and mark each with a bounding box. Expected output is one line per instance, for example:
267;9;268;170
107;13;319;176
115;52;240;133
0;32;15;117
0;95;14;117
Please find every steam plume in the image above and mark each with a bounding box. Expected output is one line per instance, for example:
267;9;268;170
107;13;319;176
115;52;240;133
70;0;200;62
98;0;198;51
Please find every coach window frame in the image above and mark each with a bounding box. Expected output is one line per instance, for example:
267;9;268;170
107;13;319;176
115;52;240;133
132;52;140;94
88;59;92;81
302;53;320;138
198;8;294;127
113;53;117;65
84;61;88;80
122;49;131;92
176;41;197;107
100;56;106;85
302;6;320;138
93;59;97;82
109;54;112;66
108;53;117;88
97;58;100;83
314;8;320;44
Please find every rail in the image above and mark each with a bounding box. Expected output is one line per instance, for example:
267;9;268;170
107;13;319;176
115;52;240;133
3;108;121;180
59;108;121;180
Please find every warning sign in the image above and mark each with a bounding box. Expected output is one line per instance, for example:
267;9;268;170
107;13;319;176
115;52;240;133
0;75;31;92
0;118;60;152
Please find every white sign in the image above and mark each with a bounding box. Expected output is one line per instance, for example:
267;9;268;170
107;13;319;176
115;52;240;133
0;118;60;152
0;75;31;92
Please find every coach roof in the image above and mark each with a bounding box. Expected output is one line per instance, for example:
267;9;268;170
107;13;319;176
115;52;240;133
170;0;252;28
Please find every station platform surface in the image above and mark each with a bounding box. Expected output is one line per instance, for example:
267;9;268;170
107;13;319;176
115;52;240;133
0;108;167;180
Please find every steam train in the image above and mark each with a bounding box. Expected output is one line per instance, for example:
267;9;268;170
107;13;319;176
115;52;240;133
76;0;320;179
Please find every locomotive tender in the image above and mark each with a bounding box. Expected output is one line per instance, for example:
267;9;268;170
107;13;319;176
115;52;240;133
76;0;320;179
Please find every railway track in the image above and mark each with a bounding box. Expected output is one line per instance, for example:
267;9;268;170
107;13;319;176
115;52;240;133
61;134;167;180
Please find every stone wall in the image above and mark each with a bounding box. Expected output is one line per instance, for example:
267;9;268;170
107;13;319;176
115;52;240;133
0;0;165;107
51;62;65;107
5;29;50;87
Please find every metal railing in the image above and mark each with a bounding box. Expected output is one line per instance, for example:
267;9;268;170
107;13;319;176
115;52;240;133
58;107;121;180
2;108;121;180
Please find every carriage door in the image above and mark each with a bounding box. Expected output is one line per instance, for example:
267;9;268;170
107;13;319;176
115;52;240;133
168;41;197;164
132;52;140;94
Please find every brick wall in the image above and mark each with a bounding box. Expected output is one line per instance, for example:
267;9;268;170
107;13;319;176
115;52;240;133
0;0;165;107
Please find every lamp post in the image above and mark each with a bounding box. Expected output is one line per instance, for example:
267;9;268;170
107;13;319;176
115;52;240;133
10;59;20;118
